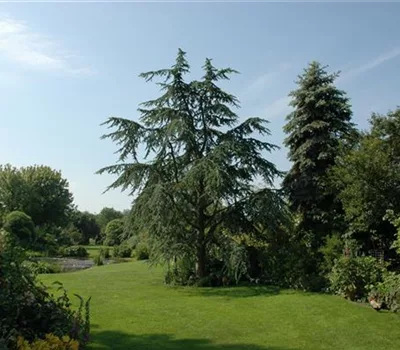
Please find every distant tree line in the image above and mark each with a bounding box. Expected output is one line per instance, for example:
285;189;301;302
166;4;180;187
0;164;127;253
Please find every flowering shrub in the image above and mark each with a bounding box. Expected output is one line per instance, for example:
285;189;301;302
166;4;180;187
17;334;79;350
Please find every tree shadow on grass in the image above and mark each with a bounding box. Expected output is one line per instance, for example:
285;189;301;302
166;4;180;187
89;331;299;350
182;285;281;298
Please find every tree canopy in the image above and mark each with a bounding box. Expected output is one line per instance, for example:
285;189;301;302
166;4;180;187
99;49;287;279
331;108;400;253
96;207;124;233
283;62;355;246
3;211;35;247
104;218;124;246
0;165;74;228
72;211;101;244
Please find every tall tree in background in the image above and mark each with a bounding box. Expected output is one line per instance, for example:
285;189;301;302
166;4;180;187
98;50;284;279
95;207;123;233
0;165;74;227
72;211;101;244
283;62;354;246
332;108;400;254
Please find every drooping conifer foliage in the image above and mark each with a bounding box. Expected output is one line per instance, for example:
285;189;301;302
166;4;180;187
98;49;286;279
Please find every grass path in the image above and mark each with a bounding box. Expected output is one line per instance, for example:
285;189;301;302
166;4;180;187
40;262;400;350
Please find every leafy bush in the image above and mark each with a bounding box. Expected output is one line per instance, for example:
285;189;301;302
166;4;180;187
17;333;79;350
319;234;344;274
23;260;61;274
93;254;104;266
164;256;196;286
103;219;124;246
134;242;149;260
99;247;110;259
59;246;88;258
33;227;60;257
26;250;45;258
329;256;385;301
3;211;35;247
113;244;132;258
373;272;400;312
0;230;90;348
384;210;400;255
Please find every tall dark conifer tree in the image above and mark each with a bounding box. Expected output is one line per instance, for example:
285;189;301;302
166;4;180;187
99;50;285;279
283;62;354;246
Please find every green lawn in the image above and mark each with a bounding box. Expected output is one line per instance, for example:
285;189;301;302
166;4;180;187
81;245;113;258
40;262;400;350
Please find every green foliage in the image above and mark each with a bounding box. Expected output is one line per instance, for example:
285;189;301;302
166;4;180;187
0;164;74;228
329;256;385;301
319;234;344;275
0;230;90;348
384;210;400;255
99;247;110;259
98;49;286;282
93;254;104;266
23;260;62;274
283;62;354;245
59;246;88;258
3;211;35;247
71;211;101;245
96;207;123;234
332;109;400;254
373;271;400;312
134;242;149;260
113;244;132;258
103;219;124;246
62;226;84;246
33;227;61;257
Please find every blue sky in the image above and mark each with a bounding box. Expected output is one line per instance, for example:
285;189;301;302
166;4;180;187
0;2;399;213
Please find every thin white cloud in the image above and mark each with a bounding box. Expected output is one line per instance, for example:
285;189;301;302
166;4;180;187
340;47;400;81
265;96;291;120
0;15;94;75
242;63;291;102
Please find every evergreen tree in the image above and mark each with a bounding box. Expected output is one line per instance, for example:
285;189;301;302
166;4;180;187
283;62;354;246
98;50;285;279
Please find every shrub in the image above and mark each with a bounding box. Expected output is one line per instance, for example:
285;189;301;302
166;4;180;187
17;333;79;350
113;244;132;258
23;260;61;274
25;250;44;258
59;246;88;258
3;211;35;247
372;272;400;312
319;234;344;274
384;210;400;255
33;228;60;257
103;219;124;246
93;254;104;266
329;256;385;301
164;257;196;286
99;247;110;259
0;230;91;348
135;242;149;260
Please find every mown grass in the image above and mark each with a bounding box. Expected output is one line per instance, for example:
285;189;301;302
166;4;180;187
40;261;400;350
81;245;113;259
